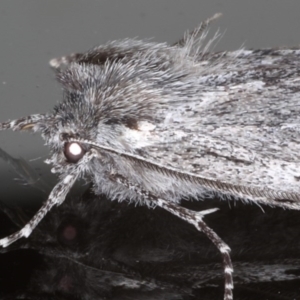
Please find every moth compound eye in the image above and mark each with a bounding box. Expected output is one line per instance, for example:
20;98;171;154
64;142;85;163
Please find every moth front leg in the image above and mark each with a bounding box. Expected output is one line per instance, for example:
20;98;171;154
109;173;234;300
0;174;78;247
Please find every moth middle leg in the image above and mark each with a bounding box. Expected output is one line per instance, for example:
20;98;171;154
109;173;234;300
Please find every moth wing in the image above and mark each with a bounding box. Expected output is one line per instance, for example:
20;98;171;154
139;48;300;202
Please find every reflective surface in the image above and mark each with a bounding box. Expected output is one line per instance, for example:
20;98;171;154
1;188;300;299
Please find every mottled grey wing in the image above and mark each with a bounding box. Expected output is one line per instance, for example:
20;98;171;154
142;48;300;201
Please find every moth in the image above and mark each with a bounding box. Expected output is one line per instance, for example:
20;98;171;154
1;13;300;300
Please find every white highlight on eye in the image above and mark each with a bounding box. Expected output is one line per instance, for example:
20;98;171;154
69;142;82;156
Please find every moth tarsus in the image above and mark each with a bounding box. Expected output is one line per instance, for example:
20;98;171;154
1;13;300;300
110;172;233;298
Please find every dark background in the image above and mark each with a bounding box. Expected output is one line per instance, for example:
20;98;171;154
0;0;300;203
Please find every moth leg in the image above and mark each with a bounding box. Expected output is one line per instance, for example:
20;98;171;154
0;146;53;230
49;53;83;73
110;173;234;300
0;174;77;247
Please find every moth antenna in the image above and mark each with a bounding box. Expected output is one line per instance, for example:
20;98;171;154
69;137;300;210
0;114;46;132
0;173;78;247
175;12;222;47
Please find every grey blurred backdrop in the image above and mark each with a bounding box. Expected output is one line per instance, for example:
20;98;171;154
0;0;300;205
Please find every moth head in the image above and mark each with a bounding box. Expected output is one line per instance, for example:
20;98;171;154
0;40;180;188
0;107;98;180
